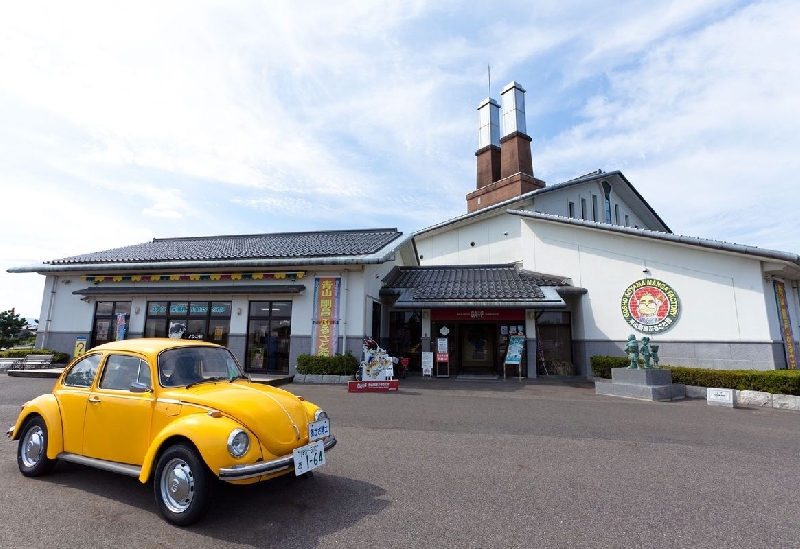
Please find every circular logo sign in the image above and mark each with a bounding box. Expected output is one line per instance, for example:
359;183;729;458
621;279;680;333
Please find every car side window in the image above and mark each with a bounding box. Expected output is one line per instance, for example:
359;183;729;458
63;354;102;387
99;355;144;391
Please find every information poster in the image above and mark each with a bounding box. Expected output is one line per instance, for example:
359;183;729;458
436;338;448;362
421;352;433;376
115;313;127;341
504;335;525;365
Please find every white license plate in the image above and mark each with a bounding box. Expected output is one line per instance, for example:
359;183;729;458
293;440;326;476
308;418;330;441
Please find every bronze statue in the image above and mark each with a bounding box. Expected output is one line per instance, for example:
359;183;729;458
641;336;651;368
649;343;660;369
624;334;639;369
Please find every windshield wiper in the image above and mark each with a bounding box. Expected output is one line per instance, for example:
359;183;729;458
185;376;230;388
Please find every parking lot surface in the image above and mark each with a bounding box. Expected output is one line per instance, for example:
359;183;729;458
1;375;798;548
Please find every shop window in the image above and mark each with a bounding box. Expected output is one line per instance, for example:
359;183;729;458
144;300;231;344
389;311;421;372
246;301;292;373
91;301;131;348
536;311;575;376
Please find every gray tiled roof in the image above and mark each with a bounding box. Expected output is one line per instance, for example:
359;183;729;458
46;228;404;265
380;264;573;302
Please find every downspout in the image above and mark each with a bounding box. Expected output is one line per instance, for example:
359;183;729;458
340;269;349;355
41;275;58;350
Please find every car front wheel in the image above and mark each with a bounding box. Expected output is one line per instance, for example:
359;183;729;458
17;416;56;477
154;444;215;526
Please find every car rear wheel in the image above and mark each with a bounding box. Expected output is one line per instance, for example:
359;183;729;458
154;444;215;526
17;416;56;477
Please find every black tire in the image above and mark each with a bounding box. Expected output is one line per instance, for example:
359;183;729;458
17;416;56;477
153;444;215;526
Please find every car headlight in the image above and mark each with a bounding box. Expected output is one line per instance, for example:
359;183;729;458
314;409;328;421
227;429;250;458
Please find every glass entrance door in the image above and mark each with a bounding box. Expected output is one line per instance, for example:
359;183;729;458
459;323;496;375
246;301;292;373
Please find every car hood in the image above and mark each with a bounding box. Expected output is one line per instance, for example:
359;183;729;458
168;382;310;455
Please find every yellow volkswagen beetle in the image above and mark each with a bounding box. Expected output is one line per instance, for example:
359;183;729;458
6;338;336;526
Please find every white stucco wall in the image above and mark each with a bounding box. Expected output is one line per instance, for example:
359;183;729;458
521;219;771;342
416;212;787;345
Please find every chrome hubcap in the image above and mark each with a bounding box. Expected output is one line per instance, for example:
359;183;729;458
160;458;195;513
21;426;44;468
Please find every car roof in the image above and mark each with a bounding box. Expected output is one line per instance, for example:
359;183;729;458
89;338;223;356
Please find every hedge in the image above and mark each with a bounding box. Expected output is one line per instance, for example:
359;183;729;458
0;349;71;363
590;355;800;396
296;352;359;376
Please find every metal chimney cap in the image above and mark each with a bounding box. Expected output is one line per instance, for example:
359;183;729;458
501;81;526;94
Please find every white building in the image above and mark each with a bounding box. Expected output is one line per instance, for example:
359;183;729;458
10;81;800;378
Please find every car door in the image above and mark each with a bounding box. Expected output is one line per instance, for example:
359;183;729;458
55;353;103;454
82;353;155;465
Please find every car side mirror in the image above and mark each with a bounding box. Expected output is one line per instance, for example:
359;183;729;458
129;382;152;393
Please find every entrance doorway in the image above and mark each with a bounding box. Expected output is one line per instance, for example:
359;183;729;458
459;324;496;375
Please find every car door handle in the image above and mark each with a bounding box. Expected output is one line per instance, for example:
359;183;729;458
88;396;101;403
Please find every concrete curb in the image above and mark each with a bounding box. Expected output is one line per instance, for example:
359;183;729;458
684;384;800;412
292;374;353;384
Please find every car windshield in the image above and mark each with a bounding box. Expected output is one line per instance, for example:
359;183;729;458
158;347;247;388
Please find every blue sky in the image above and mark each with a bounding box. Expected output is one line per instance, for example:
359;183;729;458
2;0;798;319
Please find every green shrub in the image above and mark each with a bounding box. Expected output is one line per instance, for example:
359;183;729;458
0;349;70;363
589;355;800;395
590;356;629;379
669;366;800;396
296;351;359;376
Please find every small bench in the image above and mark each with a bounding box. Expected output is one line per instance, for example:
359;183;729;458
0;358;24;371
23;354;54;369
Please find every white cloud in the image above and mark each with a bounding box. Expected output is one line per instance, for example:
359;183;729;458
1;0;798;318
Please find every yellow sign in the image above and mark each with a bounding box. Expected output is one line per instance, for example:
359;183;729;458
773;280;797;369
74;336;87;358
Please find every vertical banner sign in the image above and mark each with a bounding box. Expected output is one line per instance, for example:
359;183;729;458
74;336;87;358
773;279;797;369
311;277;341;356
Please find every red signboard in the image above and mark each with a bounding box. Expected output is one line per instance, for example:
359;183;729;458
348;380;400;392
430;308;525;321
436;353;449;362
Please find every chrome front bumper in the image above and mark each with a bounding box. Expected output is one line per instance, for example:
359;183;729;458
218;436;337;481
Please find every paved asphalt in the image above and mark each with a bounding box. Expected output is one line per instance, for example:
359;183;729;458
1;375;798;548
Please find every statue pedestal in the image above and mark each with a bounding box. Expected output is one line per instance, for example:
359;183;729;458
595;368;685;402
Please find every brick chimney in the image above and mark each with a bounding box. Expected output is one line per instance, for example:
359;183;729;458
467;81;545;213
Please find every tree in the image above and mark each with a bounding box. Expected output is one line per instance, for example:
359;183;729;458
0;308;28;349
